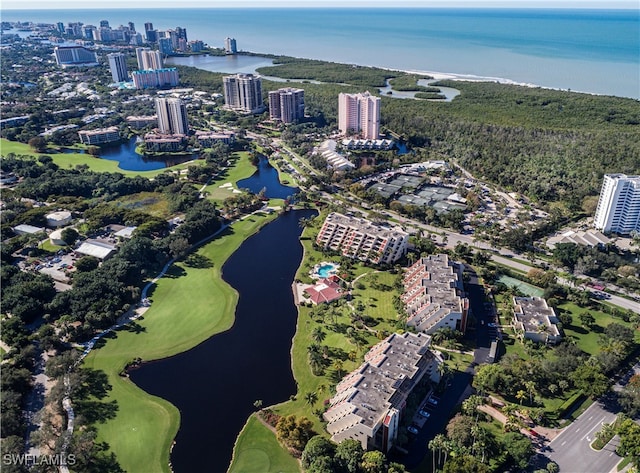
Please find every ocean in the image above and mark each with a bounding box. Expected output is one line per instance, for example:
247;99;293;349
3;8;639;98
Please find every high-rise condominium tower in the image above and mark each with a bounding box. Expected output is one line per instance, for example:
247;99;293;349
224;37;237;54
268;88;305;123
338;91;381;139
594;174;640;235
107;52;128;82
135;48;163;70
155;97;189;135
222;74;264;114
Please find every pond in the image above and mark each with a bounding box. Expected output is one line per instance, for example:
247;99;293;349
129;208;317;473
236;155;297;200
95;137;196;171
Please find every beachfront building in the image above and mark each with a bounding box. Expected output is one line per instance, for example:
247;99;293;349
135;47;163;70
402;254;469;335
593;174;640;235
155;97;189;135
107;52;128;82
315;212;408;265
512;296;562;345
338;91;380;140
54;46;99;67
324;332;442;452
268;88;305;123
222;74;264;114
194;130;235;147
132;68;179;89
224;37;237;54
78;126;121;145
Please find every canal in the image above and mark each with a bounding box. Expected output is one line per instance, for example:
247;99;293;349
130;160;314;472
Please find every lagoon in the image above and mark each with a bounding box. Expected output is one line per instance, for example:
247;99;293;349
97;137;195;171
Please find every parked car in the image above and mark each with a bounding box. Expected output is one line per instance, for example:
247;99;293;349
407;425;419;435
427;397;439;406
419;410;431;418
487;323;497;328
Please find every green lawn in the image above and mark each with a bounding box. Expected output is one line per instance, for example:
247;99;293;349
201;152;257;202
1;138;203;177
228;415;300;473
558;302;640;355
83;214;276;473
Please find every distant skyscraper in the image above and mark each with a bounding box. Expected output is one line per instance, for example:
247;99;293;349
338;91;381;139
144;23;157;42
224;37;237;54
107;52;128;82
100;20;110;28
155;97;189;135
128;22;135;32
136;47;163;70
223;74;264;114
158;37;173;56
269;88;305;123
56;22;65;33
594;174;640;235
175;26;188;42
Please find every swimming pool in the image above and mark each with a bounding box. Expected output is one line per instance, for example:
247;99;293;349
315;263;338;279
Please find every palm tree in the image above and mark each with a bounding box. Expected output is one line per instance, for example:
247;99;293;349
304;391;318;406
311;327;326;344
333;359;344;378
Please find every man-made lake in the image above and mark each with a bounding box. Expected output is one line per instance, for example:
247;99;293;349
97;137;195;171
166;54;274;75
237;156;297;200
130;165;313;472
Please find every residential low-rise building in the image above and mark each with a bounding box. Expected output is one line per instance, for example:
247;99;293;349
324;332;441;452
341;139;394;150
143;133;186;152
315;212;408;265
195;130;235;147
78;126;120;145
512;296;562;345
402;254;469;334
126;115;157;129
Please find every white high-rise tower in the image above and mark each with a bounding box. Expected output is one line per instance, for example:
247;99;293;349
338;91;380;139
594;174;640;235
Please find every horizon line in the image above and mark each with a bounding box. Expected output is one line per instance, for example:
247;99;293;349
3;5;639;10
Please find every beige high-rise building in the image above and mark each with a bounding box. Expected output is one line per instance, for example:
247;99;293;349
268;88;305;123
135;47;163;70
222;74;264;114
338;91;380;139
155;97;189;135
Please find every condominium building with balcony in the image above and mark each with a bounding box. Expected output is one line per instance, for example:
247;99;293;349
402;254;469;335
155;97;189;135
107;52;128;82
54;46;99;67
593;173;640;235
222;74;264;114
195;130;235;147
135;47;163;70
78;126;120;145
315;212;408;265
324;332;441;452
338;91;380;139
132;68;179;89
268;88;305;123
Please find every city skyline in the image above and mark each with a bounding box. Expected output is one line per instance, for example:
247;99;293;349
2;0;637;9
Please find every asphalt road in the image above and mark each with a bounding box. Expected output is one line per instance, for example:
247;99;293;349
544;401;621;473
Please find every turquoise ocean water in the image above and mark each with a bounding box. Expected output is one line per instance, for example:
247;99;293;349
3;8;639;98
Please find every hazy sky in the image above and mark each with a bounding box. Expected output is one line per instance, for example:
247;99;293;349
2;0;637;9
